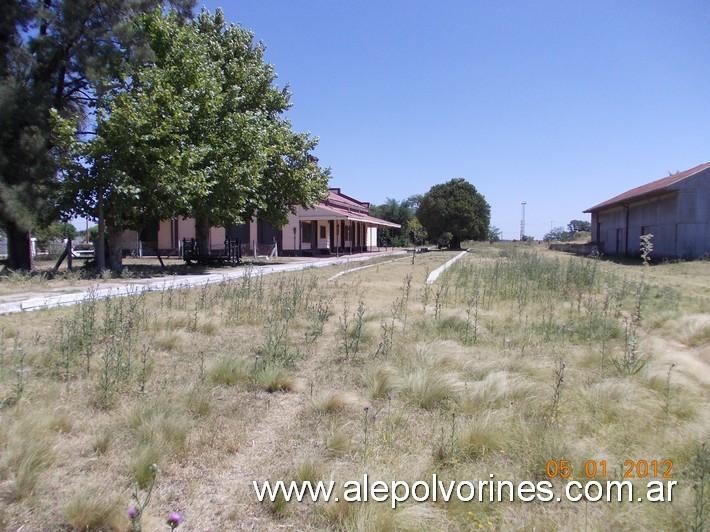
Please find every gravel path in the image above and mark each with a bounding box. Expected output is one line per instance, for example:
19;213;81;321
0;251;407;315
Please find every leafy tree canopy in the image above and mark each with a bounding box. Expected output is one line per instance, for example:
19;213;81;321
370;198;414;228
487;225;501;242
544;219;591;242
33;221;76;247
543;226;573;242
1;0;194;269
417;178;490;248
59;9;329;270
369;197;427;247
568;219;591;233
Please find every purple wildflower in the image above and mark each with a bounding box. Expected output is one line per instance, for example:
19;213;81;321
167;512;183;529
128;506;139;520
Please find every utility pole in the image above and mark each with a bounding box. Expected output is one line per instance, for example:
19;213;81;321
520;201;526;240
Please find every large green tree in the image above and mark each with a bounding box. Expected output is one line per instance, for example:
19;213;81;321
417;178;490;248
189;10;328;248
61;10;329;271
0;0;193;270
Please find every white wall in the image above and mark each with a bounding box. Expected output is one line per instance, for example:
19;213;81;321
366;226;377;248
282;214;301;251
317;220;330;249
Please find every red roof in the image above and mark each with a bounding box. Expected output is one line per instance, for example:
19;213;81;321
311;188;400;228
318;203;401;228
584;162;710;212
324;188;370;214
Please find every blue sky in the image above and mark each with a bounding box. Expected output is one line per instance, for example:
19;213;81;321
201;0;710;239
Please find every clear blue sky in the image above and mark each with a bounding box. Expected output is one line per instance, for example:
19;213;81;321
201;0;710;239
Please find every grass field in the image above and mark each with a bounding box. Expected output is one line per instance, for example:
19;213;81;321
0;243;708;531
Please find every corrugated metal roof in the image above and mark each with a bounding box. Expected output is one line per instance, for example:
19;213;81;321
584;162;710;212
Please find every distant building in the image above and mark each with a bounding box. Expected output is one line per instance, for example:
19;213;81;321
584;162;710;259
120;188;400;257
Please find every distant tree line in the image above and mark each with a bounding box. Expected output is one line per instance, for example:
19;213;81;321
369;195;424;247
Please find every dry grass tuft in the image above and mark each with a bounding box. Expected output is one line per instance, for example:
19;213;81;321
294;458;323;484
209;356;251;386
319;497;357;528
153;330;180;351
256;366;301;393
398;368;461;409
49;409;73;434
312;391;359;414
268;488;289;518
130;443;161;489
63;485;124;531
184;385;211;417
667;313;710;347
364;364;397;400
461;371;538;414
92;427;113;455
325;427;352;456
456;415;505;460
127;400;190;451
0;415;55;500
391;504;451;531
124;399;191;487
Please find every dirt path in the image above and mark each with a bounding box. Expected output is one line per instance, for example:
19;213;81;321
185;340;335;531
187;391;305;531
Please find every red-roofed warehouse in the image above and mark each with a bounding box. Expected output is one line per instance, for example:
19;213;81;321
584;163;710;258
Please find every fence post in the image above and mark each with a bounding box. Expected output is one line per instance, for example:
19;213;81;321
67;238;73;271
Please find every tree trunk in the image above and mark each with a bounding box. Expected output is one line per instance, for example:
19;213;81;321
195;215;210;255
106;227;123;272
5;221;33;270
95;196;105;273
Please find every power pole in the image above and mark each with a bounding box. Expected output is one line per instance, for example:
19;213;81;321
520;201;526;240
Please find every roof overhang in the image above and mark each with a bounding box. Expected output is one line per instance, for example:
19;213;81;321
584;162;710;213
584;189;678;213
298;204;401;228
